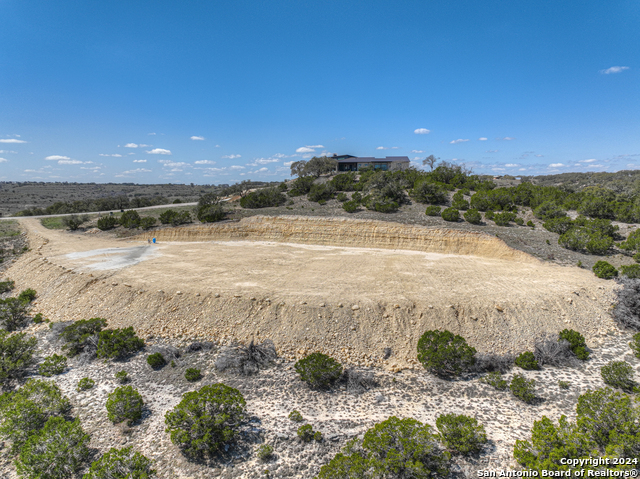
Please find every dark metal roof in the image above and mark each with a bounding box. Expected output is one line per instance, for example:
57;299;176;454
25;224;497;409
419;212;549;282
336;156;410;163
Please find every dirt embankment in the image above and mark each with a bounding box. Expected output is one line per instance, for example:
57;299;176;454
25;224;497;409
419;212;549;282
6;217;620;370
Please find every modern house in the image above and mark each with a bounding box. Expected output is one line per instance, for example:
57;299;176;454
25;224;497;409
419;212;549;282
333;154;411;172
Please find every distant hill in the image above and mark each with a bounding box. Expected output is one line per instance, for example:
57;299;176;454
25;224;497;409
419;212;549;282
525;170;640;195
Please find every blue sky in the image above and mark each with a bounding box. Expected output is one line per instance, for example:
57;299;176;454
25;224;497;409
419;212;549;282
1;1;638;184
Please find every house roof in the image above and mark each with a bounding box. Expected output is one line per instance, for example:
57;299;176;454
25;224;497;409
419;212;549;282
336;156;410;163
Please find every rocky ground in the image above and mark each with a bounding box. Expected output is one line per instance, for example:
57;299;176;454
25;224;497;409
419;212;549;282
0;318;637;478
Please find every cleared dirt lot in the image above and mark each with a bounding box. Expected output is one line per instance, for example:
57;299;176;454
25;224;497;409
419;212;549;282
8;216;619;368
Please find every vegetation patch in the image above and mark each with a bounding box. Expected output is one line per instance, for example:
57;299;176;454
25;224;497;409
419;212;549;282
417;329;476;378
38;354;67;377
294;352;343;389
106;386;144;426
84;446;156;479
436;413;487;455
97;327;144;360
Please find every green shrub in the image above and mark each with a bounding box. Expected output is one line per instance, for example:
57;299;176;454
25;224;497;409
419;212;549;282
576;387;638;450
493;211;516;226
139;216;157;230
435;413;487;455
620;264;640;279
0;379;71;453
288;410;304;422
441;207;460;222
170;360;176;368
600;361;636;392
527;220;535;228
484;210;495;220
317;416;450;479
185;368;202;382
558;380;571;390
0;330;37;384
77;378;95;392
452;198;469;211
351;191;362;203
240;188;286;208
514;415;598;473
592;261;618;279
97;216;118;230
257;444;274;462
32;313;45;324
97;327;144;360
106;386;144;426
164;383;246;458
314;431;323;442
0;297;30;331
16;417;90;479
39;354;67;377
543;216;574;234
288;176;315;196
294;353;343;389
630;333;640;359
369;200;399;213
330;172;356;192
18;288;37;303
558;329;589;360
84;446;156;479
534;201;567;220
510;373;536;403
411;181;448;204
159;209;191;226
62;214;89;231
463;209;482;224
196;193;226;223
634;252;640;263
0;280;15;293
479;371;508;390
146;352;165;370
115;370;129;384
297;424;314;442
119;210;141;229
425;205;441;216
336;192;348;202
417;329;476;378
515;351;539;370
342;200;359;213
308;183;335;202
60;318;107;357
514;217;524;226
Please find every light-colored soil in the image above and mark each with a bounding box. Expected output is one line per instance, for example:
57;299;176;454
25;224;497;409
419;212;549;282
8;216;619;369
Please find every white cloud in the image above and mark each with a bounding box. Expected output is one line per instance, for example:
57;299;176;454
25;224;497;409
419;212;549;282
411;150;424;153
486;150;498;153
0;139;26;144
116;168;152;177
0;150;17;154
58;159;84;165
158;160;187;168
503;137;515;140
272;153;286;158
99;153;122;157
414;128;430;134
549;163;565;168
215;144;220;148
600;66;629;74
229;165;245;170
191;136;205;141
376;146;389;150
221;154;241;159
587;164;604;168
148;132;156;136
519;168;527;171
0;158;7;163
133;160;147;163
307;145;324;148
580;158;597;163
45;155;71;161
535;154;544;157
505;164;519;167
147;148;172;155
478;137;488;141
194;160;216;165
450;139;469;144
124;143;138;148
251;158;279;165
296;147;315;153
283;161;294;166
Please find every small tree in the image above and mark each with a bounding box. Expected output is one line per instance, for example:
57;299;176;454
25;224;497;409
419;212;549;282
510;373;536;403
60;318;107;358
425;205;441;216
38;354;67;377
84;446;156;479
592;261;618;279
18;288;37;304
16;417;90;479
515;352;539;370
441;207;460;222
463;208;482;224
0;331;37;384
422;154;439;171
410;181;447;204
139;216;157;230
0;297;30;331
97;216;118;231
97;327;144;360
436;413;487;455
0;379;71;453
558;329;589;360
294;353;343;389
62;214;89;231
146;352;165;370
106;386;144;426
165;384;246;458
416;329;476;378
600;361;636;392
119;210;141;229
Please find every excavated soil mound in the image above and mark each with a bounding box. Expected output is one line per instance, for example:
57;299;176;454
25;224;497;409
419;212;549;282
7;216;619;369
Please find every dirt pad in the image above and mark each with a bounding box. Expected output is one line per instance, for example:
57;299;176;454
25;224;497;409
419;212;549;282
8;216;619;368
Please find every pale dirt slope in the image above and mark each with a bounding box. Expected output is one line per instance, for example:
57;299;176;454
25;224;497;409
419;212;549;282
8;216;619;369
